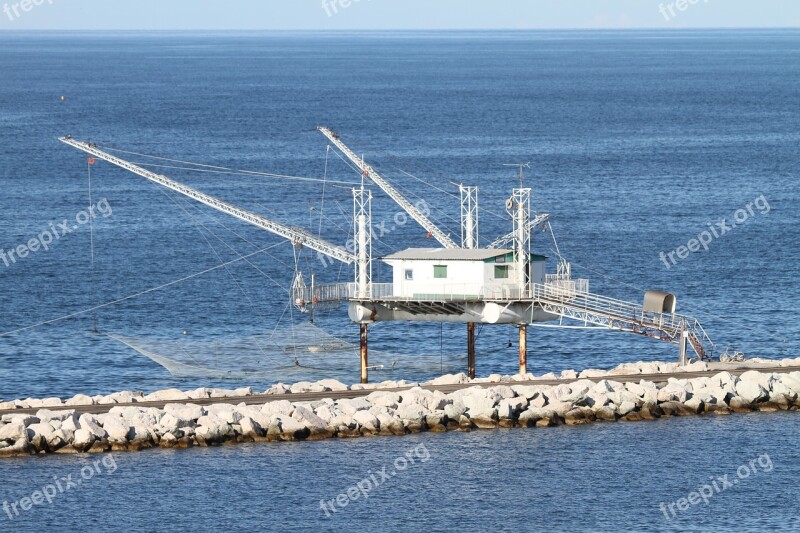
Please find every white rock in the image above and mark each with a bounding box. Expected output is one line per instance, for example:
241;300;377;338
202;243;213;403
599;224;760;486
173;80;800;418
395;403;428;421
163;403;205;422
143;389;190;402
735;380;768;404
72;429;96;449
336;398;372;415
238;416;265;438
560;369;578;380
428;373;470;386
444;400;466;420
103;417;132;443
617;401;637;416
261;400;294;417
290;381;327;393
78;414;108;439
739;370;773;390
35;409;77;423
462;395;495;413
352;410;380;432
65;394;94;406
206;404;243;424
366;391;401;409
0;422;26;442
315;379;349;392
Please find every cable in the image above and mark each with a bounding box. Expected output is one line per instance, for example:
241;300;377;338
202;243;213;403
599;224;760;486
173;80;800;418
0;242;286;338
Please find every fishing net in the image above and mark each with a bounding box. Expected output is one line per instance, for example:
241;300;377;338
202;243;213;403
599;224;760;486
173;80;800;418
106;321;466;382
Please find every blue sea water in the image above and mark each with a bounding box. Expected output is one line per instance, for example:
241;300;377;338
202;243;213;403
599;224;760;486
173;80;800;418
0;29;798;531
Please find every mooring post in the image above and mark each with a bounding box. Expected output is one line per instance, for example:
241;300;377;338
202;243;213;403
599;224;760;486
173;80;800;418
467;322;476;379
518;324;527;376
360;323;369;384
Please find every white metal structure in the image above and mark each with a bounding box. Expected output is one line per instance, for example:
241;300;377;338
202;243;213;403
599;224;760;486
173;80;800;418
353;186;373;299
509;188;532;296
487;213;550;249
318;127;459;249
58;137;355;265
459;185;479;249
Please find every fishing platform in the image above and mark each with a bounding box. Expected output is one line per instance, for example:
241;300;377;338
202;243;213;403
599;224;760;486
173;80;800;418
59;128;714;383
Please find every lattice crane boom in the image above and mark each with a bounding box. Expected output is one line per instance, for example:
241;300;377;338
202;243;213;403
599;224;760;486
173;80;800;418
487;213;551;249
318;126;458;249
58;137;355;264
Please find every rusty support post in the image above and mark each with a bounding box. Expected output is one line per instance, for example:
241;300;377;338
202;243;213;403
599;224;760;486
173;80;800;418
467;322;476;379
518;324;527;376
360;323;369;384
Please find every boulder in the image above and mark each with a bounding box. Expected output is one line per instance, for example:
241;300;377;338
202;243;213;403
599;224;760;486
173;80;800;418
292;406;332;439
428;373;470;386
336;398;372;415
315;379;349;392
0;422;26;442
65;394;94;407
735;380;769;404
261;400;294;417
78;414;108;439
376;413;405;435
206;404;243;425
366;391;401;409
266;384;290;395
72;429;96;452
164;403;205;422
617;401;637;417
238;416;266;438
143;389;190;402
290;381;327;394
352;410;380;434
738;370;773;390
103;417;132;444
274;416;309;441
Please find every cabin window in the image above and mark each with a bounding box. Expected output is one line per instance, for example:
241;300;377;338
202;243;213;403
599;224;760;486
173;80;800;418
405;269;414;281
496;255;506;264
433;265;447;279
494;265;509;279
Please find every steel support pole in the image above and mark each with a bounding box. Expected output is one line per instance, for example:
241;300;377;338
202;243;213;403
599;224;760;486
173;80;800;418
679;327;688;366
360;323;369;384
467;322;476;379
519;324;527;376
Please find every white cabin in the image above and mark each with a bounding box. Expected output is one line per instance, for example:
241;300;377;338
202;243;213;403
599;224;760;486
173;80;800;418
383;248;546;300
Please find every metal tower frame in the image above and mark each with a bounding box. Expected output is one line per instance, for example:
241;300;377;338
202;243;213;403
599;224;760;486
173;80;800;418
459;185;479;249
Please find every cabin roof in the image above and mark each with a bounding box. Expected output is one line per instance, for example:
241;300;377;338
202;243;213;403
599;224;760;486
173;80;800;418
383;247;541;261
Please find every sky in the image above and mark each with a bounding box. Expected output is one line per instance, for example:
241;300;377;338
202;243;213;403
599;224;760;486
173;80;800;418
0;0;799;30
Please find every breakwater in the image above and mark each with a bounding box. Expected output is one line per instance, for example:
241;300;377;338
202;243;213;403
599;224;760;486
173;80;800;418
2;359;800;458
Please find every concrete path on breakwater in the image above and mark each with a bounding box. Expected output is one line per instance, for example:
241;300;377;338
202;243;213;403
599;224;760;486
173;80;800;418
2;361;798;418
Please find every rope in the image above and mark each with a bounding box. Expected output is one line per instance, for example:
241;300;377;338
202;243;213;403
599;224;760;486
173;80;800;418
318;145;330;238
87;158;98;333
98;144;357;186
0;242;286;338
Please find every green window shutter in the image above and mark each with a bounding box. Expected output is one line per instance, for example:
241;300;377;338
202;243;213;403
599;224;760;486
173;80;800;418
494;265;509;279
434;265;447;279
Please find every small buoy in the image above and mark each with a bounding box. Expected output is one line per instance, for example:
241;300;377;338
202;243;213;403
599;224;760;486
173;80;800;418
182;330;188;336
60;96;65;102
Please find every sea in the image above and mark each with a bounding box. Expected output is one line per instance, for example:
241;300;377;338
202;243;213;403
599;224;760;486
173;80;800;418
0;30;798;531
